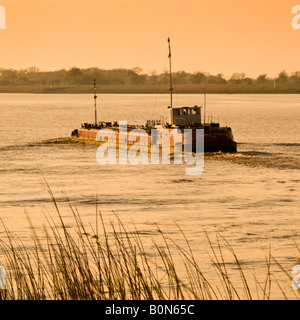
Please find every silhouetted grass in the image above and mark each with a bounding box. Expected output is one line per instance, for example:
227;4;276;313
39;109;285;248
0;184;299;300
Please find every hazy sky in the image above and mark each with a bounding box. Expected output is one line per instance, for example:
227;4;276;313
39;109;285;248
0;0;299;78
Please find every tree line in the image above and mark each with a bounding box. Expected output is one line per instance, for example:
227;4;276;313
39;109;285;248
0;66;299;87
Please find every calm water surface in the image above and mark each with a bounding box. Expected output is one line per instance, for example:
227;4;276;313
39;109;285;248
0;93;299;298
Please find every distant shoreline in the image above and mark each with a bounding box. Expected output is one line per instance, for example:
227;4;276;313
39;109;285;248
0;84;300;94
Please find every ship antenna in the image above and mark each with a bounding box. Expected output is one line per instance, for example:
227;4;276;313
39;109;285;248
168;37;173;109
93;78;98;126
168;37;174;125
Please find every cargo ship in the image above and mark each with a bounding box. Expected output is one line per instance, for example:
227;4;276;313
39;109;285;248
71;38;237;153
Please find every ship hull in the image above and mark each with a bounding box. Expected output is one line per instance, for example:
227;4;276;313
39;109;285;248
201;127;237;153
72;126;237;153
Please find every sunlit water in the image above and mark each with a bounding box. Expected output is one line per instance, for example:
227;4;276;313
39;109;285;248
0;93;299;298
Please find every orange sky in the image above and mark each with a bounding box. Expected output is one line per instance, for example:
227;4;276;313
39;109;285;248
0;0;299;78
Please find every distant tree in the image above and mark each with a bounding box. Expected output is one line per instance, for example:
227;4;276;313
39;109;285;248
242;77;253;85
207;74;227;84
217;74;226;81
148;70;159;85
155;70;169;85
64;67;83;84
132;67;143;75
277;70;289;83
0;69;18;84
3;66;300;89
128;69;145;85
18;77;32;85
230;72;246;83
173;71;189;84
191;72;207;84
148;70;157;76
256;74;268;83
26;66;40;73
292;71;300;77
290;72;300;83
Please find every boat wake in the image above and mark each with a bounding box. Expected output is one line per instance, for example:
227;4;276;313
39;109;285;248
40;137;77;145
39;139;300;170
205;151;300;170
1;138;298;171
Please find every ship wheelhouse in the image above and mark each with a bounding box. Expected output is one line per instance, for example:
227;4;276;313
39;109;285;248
169;105;202;127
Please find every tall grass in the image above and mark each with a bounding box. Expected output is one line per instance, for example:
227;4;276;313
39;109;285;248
0;186;299;300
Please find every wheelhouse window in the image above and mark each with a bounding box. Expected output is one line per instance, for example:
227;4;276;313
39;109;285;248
191;108;200;115
173;109;180;116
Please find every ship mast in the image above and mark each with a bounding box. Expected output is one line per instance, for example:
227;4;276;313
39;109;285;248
168;37;174;125
204;93;206;125
93;78;98;125
168;37;173;109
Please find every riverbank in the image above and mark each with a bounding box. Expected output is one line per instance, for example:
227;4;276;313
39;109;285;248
0;83;300;94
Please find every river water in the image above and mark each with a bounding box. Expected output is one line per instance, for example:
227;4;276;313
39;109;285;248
0;93;299;299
